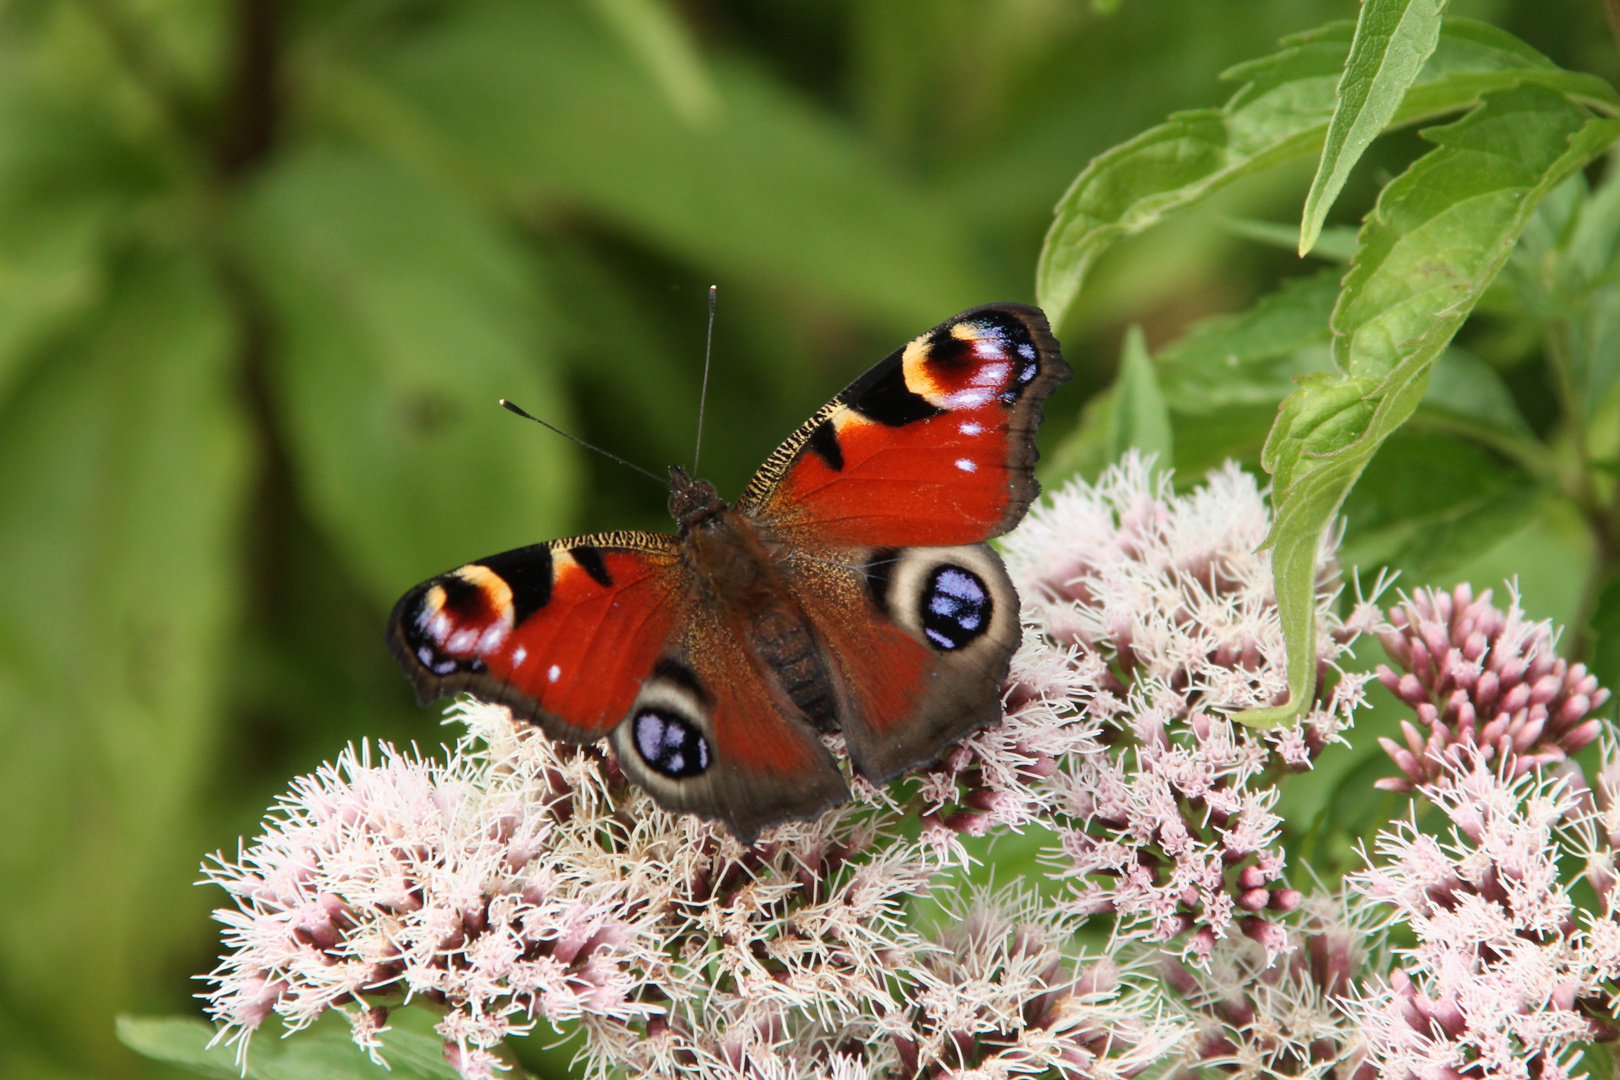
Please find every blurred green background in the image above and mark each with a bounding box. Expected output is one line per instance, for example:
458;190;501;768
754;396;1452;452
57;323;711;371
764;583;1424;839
0;1;1613;1078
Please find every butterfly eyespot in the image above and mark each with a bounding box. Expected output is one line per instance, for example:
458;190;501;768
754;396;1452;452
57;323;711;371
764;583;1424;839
633;707;712;778
919;564;992;651
398;576;506;677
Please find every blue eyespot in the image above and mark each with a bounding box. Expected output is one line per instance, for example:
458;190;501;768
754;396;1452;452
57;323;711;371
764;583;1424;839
633;708;711;778
920;565;991;651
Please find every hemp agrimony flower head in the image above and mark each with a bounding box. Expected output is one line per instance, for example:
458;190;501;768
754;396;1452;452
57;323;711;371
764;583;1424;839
200;456;1365;1079
997;457;1369;967
1158;890;1381;1080
201;700;1184;1080
1375;584;1608;792
1348;751;1620;1080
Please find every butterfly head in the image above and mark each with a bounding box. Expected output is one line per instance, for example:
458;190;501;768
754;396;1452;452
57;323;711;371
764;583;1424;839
668;465;727;534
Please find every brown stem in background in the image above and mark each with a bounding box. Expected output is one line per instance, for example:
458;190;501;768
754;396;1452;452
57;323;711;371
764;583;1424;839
217;0;280;176
217;0;286;621
216;0;292;755
1606;0;1620;59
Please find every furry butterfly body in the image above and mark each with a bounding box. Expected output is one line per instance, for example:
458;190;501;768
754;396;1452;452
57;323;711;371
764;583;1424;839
388;304;1070;842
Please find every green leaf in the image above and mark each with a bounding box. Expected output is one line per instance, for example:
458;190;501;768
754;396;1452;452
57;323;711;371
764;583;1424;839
1339;429;1542;575
1035;17;1619;330
117;1018;243;1080
1420;348;1531;434
1039;387;1117;485
0;253;249;1076
1156;268;1340;412
1298;0;1446;256
234;145;581;603
0;46;175;409
1593;576;1620;711
1443;495;1595;633
1109;325;1172;467
1169;405;1284;476
119;1008;463;1080
582;0;719;128
1057;270;1342;478
1239;85;1620;728
342;0;989;331
1493;166;1620;421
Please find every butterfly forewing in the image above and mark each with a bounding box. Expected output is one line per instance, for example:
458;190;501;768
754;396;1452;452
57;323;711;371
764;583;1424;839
738;304;1070;548
387;532;683;742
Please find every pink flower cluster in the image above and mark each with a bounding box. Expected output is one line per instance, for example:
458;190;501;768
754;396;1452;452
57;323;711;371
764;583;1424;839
202;696;1186;1080
207;455;1620;1080
1375;585;1607;792
1159;892;1379;1080
202;734;664;1077
995;458;1368;967
1348;755;1620;1080
893;895;1185;1080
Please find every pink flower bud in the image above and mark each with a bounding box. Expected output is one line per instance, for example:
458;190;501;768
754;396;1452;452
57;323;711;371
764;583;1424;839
1268;888;1302;912
1555;695;1592;727
1565;718;1602;754
1529;673;1562;706
1236;888;1269;911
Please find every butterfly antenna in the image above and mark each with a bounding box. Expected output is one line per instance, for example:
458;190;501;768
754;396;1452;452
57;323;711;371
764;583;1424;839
692;284;717;476
498;400;665;486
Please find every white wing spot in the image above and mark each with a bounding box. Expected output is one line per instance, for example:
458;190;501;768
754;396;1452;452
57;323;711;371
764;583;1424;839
548;664;562;683
955;458;977;473
959;421;983;435
512;647;527;667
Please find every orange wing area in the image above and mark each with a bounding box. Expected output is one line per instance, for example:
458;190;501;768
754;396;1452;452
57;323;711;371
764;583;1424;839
737;303;1069;550
387;532;683;742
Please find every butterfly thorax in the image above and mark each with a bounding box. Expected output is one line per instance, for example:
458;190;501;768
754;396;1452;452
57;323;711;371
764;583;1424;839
668;466;841;730
668;465;728;533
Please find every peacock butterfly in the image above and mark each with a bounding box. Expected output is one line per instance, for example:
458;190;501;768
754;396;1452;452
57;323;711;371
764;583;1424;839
387;304;1070;842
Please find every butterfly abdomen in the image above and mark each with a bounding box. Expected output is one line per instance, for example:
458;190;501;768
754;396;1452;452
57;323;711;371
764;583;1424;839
684;506;842;730
745;606;840;730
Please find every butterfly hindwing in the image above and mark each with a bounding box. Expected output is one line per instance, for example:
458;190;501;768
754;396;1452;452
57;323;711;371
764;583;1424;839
608;605;849;844
738;304;1070;549
387;532;682;743
782;543;1020;783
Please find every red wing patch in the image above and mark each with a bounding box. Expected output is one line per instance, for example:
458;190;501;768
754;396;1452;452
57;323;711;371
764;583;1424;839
793;572;934;778
737;304;1070;549
387;532;682;742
